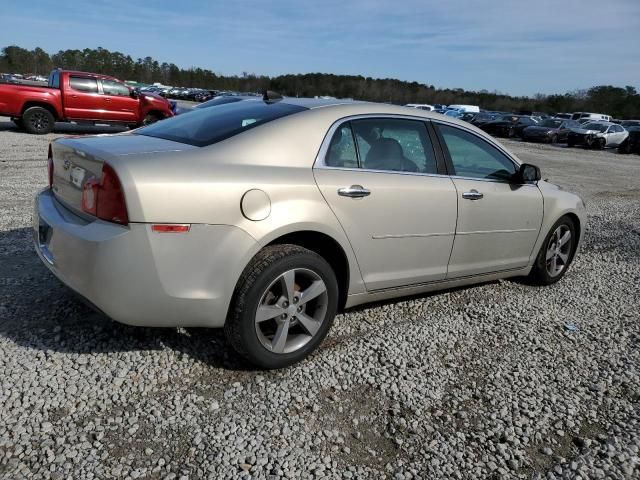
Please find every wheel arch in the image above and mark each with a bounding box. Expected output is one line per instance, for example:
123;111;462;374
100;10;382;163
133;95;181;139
21;101;59;120
265;230;351;311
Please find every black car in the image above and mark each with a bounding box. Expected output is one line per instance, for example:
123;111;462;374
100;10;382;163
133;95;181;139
618;126;640;154
469;112;500;127
522;119;580;144
479;115;537;138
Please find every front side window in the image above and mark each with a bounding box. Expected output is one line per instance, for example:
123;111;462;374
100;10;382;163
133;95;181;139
437;124;517;181
350;118;437;174
136;101;307;147
69;76;98;93
102;79;130;96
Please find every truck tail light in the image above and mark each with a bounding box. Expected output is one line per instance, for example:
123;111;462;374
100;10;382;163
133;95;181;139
47;144;53;188
81;164;129;225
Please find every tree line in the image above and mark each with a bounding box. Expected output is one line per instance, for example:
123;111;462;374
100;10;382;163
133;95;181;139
2;45;639;118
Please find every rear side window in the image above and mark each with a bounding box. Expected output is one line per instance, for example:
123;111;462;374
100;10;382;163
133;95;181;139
325;123;358;168
136;101;307;147
69;76;98;93
351;118;437;174
437;124;516;181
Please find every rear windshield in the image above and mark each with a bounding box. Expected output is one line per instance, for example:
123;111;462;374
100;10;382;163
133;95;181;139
136;101;307;147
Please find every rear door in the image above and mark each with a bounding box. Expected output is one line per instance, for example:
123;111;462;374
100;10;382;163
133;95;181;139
314;117;458;291
64;75;104;120
433;122;543;278
100;79;139;123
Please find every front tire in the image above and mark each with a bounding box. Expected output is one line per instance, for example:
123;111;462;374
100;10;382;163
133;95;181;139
529;216;577;285
22;107;55;134
225;245;339;369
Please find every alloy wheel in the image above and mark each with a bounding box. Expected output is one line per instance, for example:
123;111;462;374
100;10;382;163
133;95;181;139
546;225;572;277
30;112;49;132
254;268;328;354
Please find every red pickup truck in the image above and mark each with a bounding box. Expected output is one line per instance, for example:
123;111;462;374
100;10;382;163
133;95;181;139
0;69;175;134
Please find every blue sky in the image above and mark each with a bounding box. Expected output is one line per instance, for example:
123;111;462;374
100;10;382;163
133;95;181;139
1;0;639;96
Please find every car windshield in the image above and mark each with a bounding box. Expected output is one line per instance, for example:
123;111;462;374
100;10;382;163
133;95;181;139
136;101;307;147
583;123;608;132
540;119;563;128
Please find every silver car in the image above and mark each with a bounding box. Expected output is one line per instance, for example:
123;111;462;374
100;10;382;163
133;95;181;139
35;99;586;368
567;121;628;149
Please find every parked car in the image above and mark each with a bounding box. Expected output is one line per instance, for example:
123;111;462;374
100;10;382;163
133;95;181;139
479;115;537;138
617;126;640;154
567;122;628;149
571;112;612;122
522;119;580;144
620;120;640;129
469;112;500;127
443;109;463;118
0;69;174;134
405;104;434;111
554;113;573;120
35;100;586;368
447;104;480;113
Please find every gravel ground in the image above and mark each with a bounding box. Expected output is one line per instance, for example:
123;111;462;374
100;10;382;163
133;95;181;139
0;117;639;479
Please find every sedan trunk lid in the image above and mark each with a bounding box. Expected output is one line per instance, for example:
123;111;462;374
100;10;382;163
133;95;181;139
50;133;195;217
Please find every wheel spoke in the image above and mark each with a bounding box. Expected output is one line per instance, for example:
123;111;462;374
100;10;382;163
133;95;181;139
255;304;285;323
558;252;569;264
298;280;326;306
297;312;321;336
281;270;296;303
546;248;555;261
559;230;571;247
550;255;558;274
271;319;290;353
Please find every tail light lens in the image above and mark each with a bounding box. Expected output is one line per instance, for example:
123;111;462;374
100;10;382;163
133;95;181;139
82;164;129;225
47;144;53;188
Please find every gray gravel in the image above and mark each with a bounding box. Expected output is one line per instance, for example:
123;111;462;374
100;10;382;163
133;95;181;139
1;117;639;479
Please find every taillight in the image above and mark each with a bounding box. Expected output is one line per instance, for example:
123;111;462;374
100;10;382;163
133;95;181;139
47;144;53;188
81;164;129;225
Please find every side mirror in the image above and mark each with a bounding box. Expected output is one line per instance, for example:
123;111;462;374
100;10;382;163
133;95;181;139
130;88;140;99
515;163;541;183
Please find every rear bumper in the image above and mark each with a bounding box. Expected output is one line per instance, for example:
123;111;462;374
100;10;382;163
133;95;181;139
33;189;257;327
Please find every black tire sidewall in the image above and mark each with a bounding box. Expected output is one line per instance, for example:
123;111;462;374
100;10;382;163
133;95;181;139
230;247;338;369
23;107;54;134
532;217;577;285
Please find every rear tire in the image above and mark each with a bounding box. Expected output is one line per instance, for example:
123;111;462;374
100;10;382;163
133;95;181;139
225;244;339;369
529;216;577;286
22;107;55;134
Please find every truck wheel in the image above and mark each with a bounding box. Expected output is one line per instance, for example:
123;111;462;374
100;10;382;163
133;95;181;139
142;113;162;126
23;107;55;134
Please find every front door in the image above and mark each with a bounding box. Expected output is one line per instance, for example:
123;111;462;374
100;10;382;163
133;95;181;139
314;118;458;291
434;122;544;277
100;79;139;123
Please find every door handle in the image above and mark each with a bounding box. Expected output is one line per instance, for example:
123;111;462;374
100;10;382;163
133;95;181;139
462;189;484;200
338;185;371;198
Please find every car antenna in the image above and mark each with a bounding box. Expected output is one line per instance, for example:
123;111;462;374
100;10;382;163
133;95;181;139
263;90;283;103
